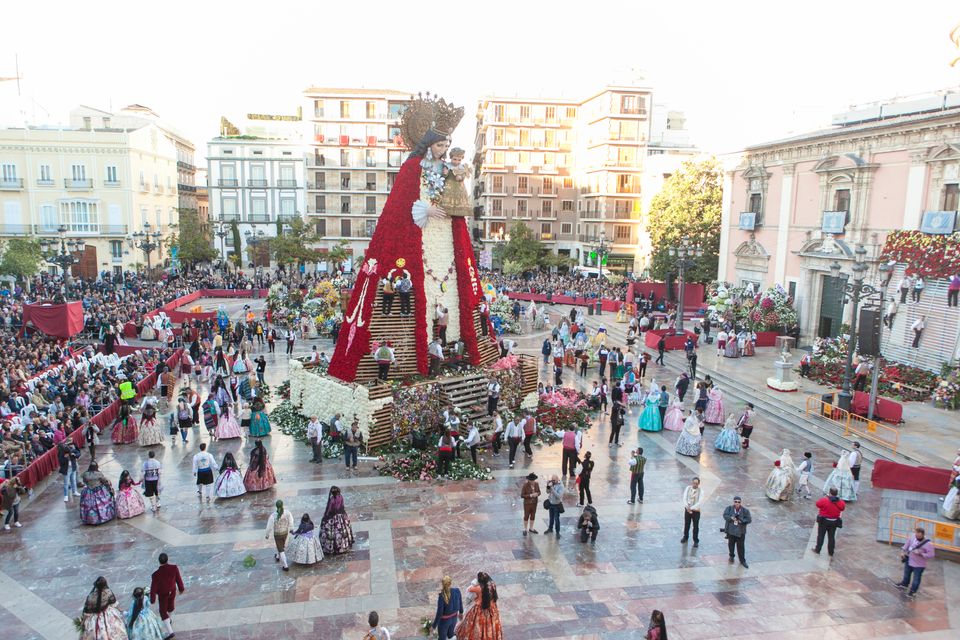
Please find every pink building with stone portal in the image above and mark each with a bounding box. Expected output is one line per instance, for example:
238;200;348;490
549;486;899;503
719;91;960;370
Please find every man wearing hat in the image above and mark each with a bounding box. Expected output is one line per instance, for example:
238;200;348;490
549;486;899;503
520;472;541;536
722;496;752;568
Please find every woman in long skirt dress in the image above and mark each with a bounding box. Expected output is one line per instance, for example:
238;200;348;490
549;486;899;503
663;398;685;431
248;397;271;437
286;513;325;565
136;401;163;446
243;440;277;492
215;403;243;440
943;477;960;520
455;572;503;640
125;587;164;640
202;394;219;440
704;387;725;425
111;404;139;445
80;577;129;640
714;414;742;453
764;454;796;501
743;332;756;356
80;463;116;525
638;389;662;432
675;412;703;457
319;486;355;555
115;470;145;519
724;334;739;358
823;451;857;501
215;452;247;499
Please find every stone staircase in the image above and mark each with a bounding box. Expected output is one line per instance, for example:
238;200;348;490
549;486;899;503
880;265;960;373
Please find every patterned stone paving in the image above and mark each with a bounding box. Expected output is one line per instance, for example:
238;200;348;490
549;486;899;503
0;299;957;639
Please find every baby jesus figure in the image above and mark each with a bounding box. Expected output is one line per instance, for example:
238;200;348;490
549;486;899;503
438;146;472;217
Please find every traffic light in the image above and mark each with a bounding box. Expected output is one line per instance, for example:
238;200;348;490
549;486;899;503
590;251;597;263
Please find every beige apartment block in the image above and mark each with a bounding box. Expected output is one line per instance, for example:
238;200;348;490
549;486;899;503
475;85;696;274
0;119;179;278
302;88;410;265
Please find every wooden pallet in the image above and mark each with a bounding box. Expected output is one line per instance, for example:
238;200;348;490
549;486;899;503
437;372;493;431
518;353;539;398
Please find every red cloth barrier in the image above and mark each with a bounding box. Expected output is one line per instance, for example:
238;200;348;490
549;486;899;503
754;331;781;347
871;460;951;494
644;329;698;350
4;349;180;489
22;301;85;338
852;390;903;424
504;288;705;313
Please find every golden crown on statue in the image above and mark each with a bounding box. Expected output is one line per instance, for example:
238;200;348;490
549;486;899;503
399;92;465;149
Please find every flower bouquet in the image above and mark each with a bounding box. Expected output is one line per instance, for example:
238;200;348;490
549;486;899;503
420;617;433;636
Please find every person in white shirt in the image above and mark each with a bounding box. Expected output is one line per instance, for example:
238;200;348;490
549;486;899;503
429;338;444;376
487;379;501;416
910;316;925;348
463;423;481;465
264;500;295;571
848;442;863;494
491;410;504;456
192;443;218;502
306;416;323;464
680;477;703;547
912;276;924;303
504;418;524;468
797;452;813;499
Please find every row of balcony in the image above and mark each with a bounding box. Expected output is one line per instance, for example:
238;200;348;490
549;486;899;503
305;207;379;216
216;179;299;188
306;182;391;192
1;178;130;190
216;214;301;224
485;187;561;196
0;224;130;237
310;135;404;147
307;159;404;169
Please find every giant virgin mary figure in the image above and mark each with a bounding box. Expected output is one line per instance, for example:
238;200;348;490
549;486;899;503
328;93;495;383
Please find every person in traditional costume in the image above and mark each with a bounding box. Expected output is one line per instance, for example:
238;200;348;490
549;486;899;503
319;485;355;555
329;94;495;383
638;384;662;432
764;454;796;502
724;331;739;357
136;398;163;446
743;331;756;356
455;571;503;640
80;462;116;525
704;386;725;425
430;575;464;640
286;513;325;566
243;439;277;492
115;470;145;519
125;587;164;640
214;402;242;440
823;451;857;501
248;396;271;437
663;397;685;431
215;452;246;499
675;411;703;457
265;500;295;571
111;403;138;445
79;577;128;640
942;476;960;520
714;414;742;453
202;393;219;440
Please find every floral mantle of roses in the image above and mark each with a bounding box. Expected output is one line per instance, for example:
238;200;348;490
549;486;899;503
421;157;446;205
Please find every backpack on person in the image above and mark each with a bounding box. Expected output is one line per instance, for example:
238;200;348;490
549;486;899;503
177;405;191;421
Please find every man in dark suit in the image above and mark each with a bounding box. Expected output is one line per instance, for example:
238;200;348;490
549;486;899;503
150;552;185;638
723;497;752;568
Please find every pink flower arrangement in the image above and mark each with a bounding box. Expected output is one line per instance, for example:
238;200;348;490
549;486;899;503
490;355;519;371
761;298;774;310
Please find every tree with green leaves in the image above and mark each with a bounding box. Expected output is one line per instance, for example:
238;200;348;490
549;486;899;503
271;218;317;267
646;157;723;283
327;240;350;272
493;221;562;272
170;208;217;271
0;238;43;283
230;219;242;264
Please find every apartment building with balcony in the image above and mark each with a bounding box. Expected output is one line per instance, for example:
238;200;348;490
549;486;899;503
206;112;306;265
302;88;410;262
0;119;179;278
719;90;960;361
475;85;694;273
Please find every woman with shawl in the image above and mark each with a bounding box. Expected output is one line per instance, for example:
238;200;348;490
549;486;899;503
455;571;503;640
214;402;242;440
675;411;703;457
79;576;128;640
80;462;116;525
703;386;725;425
248;396;271;437
823;450;857;501
215;452;246;499
663;397;685;432
764;449;797;501
319;485;355;555
136;398;163;447
286;513;324;565
243;440;277;492
714;414;742;454
638;382;662;432
111;403;138;445
125;587;164;640
115;470;145;519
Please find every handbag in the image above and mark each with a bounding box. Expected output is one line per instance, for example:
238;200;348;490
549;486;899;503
558;502;565;514
543;499;550;510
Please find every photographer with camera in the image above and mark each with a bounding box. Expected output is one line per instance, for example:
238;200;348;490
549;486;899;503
894;527;935;597
813;487;845;557
722;496;752;568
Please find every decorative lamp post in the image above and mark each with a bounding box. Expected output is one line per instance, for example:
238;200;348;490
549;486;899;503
590;229;609;314
829;244;883;412
39;225;85;285
667;238;703;333
214;223;229;274
130;221;163;278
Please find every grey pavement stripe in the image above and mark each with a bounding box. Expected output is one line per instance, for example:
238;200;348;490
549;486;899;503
0;569;77;640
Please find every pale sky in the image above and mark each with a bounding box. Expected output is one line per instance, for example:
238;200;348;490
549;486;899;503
2;0;959;155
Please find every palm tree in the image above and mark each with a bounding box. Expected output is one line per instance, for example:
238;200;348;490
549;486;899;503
327;241;350;273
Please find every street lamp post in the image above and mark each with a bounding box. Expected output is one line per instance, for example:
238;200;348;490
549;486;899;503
215;223;229;274
130;221;163;278
590;230;609;315
830;244;883;413
39;225;85;290
667;238;703;333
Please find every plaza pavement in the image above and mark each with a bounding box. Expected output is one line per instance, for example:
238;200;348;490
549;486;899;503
0;297;957;639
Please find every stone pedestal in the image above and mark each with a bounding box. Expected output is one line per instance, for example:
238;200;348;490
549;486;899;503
775;335;795;353
767;353;799;392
